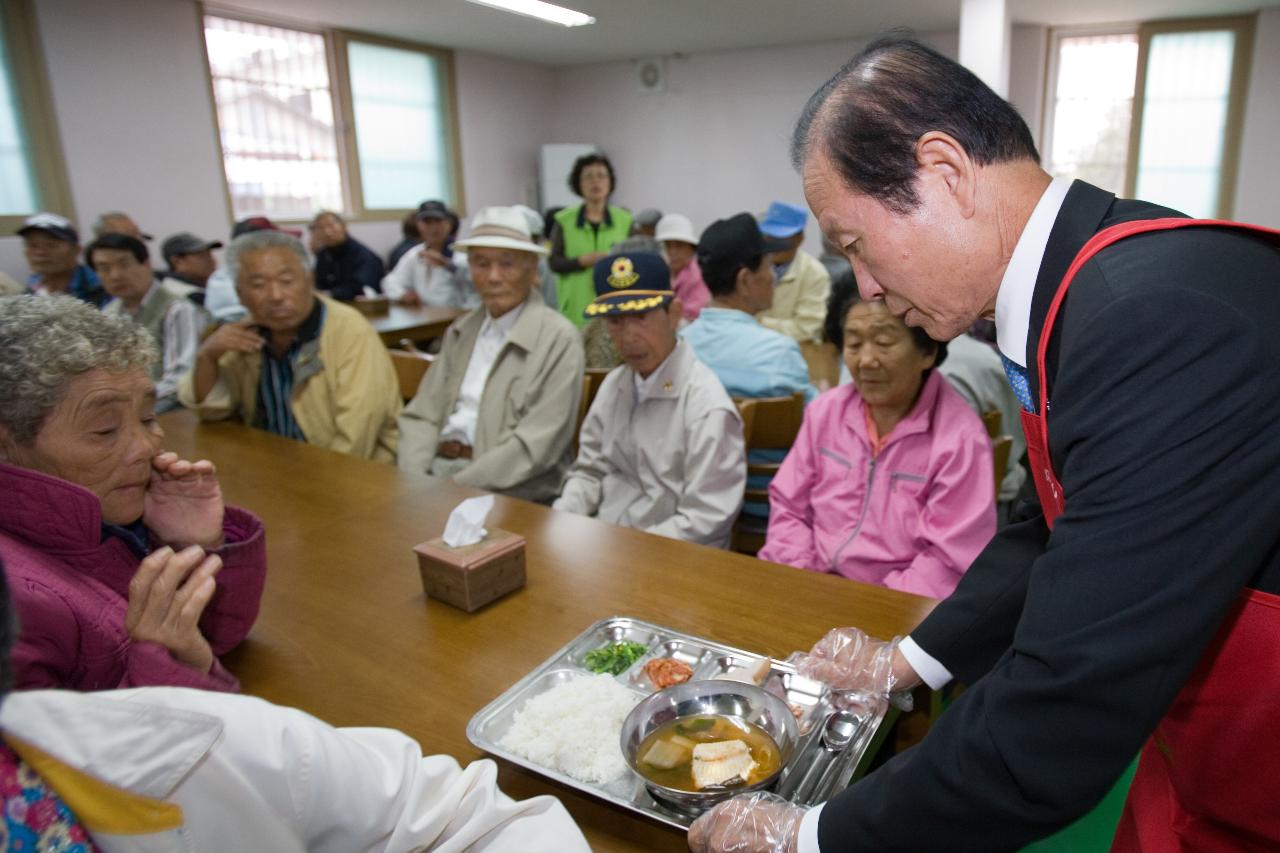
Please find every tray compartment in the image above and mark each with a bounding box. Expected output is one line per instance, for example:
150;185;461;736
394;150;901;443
568;618;659;672
626;638;713;690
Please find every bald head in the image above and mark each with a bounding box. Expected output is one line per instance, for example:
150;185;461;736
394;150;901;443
791;34;1040;214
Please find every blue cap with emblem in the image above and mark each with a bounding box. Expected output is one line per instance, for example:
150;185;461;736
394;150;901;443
584;251;672;318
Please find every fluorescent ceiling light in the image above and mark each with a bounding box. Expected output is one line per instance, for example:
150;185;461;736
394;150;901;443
465;0;595;28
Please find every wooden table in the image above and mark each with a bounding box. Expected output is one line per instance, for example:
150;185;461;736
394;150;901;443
368;304;464;346
161;413;937;852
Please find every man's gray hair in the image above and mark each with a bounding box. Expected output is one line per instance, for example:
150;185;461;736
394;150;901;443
225;229;311;284
92;211;130;237
0;295;156;444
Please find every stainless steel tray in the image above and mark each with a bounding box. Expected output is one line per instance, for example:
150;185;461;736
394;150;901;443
466;616;887;830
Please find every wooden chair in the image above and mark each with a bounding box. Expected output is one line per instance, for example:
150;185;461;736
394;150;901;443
731;392;806;555
798;340;841;389
574;368;613;453
992;434;1013;494
583;368;610;414
981;409;1002;439
389;348;434;402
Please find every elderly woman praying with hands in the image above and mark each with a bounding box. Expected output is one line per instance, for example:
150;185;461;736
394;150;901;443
0;295;266;692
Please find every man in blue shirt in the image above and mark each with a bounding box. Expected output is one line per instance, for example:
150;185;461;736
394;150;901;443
682;213;815;403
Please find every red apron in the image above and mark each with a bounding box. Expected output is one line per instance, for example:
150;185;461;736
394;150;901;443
1023;218;1280;852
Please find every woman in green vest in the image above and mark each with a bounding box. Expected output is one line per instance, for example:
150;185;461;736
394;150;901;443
548;154;632;328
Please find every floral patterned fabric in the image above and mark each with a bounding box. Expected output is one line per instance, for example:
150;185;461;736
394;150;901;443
0;742;97;852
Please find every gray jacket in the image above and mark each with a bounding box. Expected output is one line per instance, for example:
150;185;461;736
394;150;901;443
554;340;746;548
398;298;584;502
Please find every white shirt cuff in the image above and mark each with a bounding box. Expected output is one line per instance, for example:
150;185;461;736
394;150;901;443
899;635;954;691
797;802;824;853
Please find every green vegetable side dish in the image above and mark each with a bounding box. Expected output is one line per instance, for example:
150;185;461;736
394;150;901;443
584;641;648;675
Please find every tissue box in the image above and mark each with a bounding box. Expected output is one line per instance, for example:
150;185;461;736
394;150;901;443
413;528;526;612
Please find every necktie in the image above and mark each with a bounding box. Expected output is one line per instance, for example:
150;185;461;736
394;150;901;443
1000;352;1036;414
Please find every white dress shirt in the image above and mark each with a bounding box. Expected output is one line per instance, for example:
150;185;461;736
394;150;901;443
799;177;1073;853
440;302;525;444
381;242;470;307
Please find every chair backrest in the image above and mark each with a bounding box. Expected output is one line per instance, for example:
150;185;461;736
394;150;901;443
389;348;434;402
981;409;1002;439
736;392;806;456
730;393;803;556
574;368;613;453
583;367;610;413
798;340;841;388
733;392;804;497
736;398;759;449
991;434;1013;495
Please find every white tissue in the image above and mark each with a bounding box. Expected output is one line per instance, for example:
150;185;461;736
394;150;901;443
442;495;494;548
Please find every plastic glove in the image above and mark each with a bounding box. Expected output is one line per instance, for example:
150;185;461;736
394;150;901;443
791;628;914;711
687;792;805;853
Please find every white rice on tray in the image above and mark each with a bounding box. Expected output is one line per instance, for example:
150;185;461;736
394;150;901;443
499;673;640;784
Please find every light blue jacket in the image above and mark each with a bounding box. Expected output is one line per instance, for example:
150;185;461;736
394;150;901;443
680;307;816;403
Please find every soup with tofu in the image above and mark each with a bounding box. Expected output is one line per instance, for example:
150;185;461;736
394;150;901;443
635;714;782;792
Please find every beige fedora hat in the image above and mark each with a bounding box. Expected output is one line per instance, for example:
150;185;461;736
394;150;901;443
452;206;549;256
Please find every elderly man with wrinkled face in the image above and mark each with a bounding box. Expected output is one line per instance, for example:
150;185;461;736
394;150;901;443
689;35;1280;853
178;231;401;462
398;206;583;502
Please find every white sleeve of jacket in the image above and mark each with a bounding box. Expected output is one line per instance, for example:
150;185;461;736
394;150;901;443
170;692;591;853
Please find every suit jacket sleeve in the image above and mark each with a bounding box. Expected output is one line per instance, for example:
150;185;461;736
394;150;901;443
820;279;1272;850
454;327;585;492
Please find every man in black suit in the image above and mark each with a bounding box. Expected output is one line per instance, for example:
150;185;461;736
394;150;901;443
690;36;1280;853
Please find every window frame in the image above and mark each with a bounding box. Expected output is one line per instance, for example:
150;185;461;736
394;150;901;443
1124;14;1255;218
198;4;465;227
0;0;74;231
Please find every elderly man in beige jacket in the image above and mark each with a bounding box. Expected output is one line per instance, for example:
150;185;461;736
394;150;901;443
179;230;401;462
398;207;584;502
555;251;746;548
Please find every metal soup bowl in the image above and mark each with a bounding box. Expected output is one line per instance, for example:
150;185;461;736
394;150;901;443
619;679;800;815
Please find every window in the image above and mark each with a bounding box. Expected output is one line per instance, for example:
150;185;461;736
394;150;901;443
343;39;454;210
203;16;342;220
1043;16;1254;218
1128;19;1254;218
0;0;72;229
202;12;461;222
1043;30;1139;196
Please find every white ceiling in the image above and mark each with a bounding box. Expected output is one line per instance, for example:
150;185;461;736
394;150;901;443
205;0;1280;66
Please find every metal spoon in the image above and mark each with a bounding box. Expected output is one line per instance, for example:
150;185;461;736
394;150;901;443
805;710;865;805
778;710;861;805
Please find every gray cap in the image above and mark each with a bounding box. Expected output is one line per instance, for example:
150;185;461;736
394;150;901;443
162;232;223;264
633;208;663;227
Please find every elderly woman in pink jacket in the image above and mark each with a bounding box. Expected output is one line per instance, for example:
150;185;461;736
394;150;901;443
0;295;266;692
759;290;995;599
